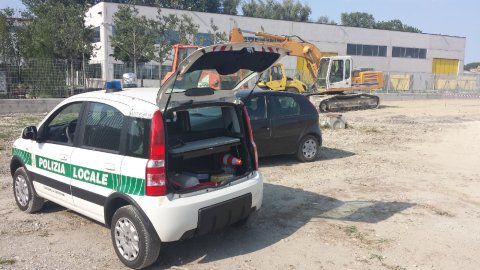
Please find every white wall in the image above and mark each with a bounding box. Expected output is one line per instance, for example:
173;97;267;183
85;2;466;81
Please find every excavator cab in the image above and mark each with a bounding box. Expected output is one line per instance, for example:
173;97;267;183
315;57;352;91
257;64;287;90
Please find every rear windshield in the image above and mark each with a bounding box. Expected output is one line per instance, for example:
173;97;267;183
166;105;241;144
163;69;253;91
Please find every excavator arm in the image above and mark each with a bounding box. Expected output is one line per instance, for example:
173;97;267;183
229;27;323;82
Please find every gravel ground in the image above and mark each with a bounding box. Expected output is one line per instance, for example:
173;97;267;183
1;99;480;269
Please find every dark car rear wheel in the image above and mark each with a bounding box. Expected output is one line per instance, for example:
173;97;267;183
296;135;319;162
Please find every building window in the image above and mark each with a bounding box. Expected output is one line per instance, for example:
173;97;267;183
113;63;160;80
392;46;427;59
346;44;387;57
138;64;160;80
113;64;131;79
92;26;100;43
164;30;180;43
86;63;102;79
195;33;214;46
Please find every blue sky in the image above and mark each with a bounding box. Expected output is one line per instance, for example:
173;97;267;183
1;0;478;63
306;0;479;63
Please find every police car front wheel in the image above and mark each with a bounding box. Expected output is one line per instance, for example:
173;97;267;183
111;205;161;269
13;167;44;213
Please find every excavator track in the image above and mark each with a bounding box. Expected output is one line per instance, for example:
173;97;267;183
316;93;380;113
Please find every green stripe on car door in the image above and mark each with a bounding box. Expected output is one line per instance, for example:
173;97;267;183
34;154;145;196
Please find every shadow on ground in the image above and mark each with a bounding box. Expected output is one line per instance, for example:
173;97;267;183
319;147;355;161
152;183;414;269
39;201;67;214
259;147;355;168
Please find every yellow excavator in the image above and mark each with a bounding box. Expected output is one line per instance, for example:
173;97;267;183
229;27;384;112
256;63;308;93
230;27;330;93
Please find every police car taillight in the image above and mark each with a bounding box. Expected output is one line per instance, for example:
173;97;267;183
146;110;166;196
242;105;258;170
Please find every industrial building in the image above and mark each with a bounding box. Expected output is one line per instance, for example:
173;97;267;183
85;2;466;88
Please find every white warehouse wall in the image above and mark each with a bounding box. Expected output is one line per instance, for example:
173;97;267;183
85;2;466;82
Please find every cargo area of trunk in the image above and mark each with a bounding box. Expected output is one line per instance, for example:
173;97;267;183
165;103;253;193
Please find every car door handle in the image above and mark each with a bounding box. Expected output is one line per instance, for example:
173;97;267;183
104;163;115;171
59;154;68;161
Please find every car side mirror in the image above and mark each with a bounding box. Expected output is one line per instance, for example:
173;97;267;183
22;126;37;140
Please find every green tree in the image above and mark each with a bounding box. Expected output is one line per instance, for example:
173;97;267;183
157;0;221;12
376;19;422;33
19;0;94;60
0;8;22;65
242;0;311;22
221;0;240;15
316;15;336;25
464;62;480;71
341;12;375;28
152;11;199;64
110;4;200;71
19;0;95;96
402;25;422;33
209;18;228;44
110;4;156;75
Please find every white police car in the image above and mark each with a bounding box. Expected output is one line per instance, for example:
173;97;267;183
10;43;289;269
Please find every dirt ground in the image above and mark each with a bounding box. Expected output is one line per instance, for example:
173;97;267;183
1;99;480;270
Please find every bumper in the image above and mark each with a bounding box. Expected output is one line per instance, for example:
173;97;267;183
137;171;263;242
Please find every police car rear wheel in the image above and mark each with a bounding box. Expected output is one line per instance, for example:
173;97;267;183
111;205;160;269
13;167;44;213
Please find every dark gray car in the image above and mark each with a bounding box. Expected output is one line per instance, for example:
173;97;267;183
237;90;322;162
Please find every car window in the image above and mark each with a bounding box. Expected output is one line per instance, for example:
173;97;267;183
270;96;300;118
44;102;82;144
245;95;267;120
82;102;124;152
126;118;150;158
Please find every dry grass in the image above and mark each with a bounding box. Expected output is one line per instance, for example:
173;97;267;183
0;114;45;176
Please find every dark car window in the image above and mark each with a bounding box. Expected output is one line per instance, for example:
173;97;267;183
82;102;124;152
270;95;300;118
43;102;82;144
245;95;267;120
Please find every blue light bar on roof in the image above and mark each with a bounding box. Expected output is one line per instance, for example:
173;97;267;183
105;80;122;93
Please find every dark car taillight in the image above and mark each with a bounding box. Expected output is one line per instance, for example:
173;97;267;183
146;110;167;196
242;105;258;170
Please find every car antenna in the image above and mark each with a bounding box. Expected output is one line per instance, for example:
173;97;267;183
163;71;181;113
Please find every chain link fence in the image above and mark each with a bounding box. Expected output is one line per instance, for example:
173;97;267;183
1;60;479;99
0;59;175;98
284;68;480;93
0;59;105;98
